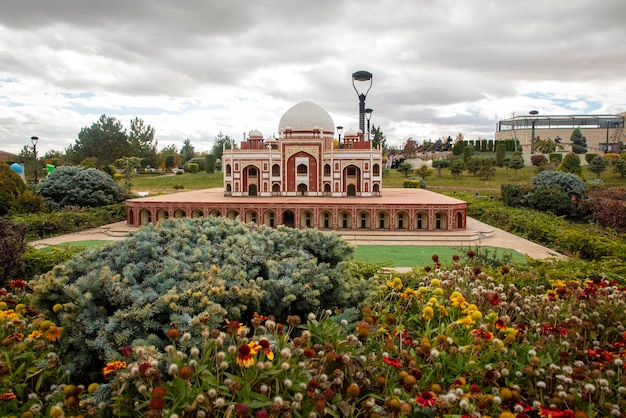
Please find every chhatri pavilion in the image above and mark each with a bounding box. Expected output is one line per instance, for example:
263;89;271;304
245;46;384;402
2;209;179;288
126;74;467;235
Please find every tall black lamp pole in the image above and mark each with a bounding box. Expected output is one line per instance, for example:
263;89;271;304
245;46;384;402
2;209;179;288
365;108;373;142
352;70;373;136
30;136;39;184
529;110;539;154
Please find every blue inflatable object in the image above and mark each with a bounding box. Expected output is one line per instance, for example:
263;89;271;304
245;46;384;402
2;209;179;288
10;163;26;182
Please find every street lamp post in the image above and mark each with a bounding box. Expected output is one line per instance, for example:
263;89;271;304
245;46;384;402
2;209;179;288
30;136;39;184
352;70;373;136
365;108;373;142
336;126;343;147
529;110;539;154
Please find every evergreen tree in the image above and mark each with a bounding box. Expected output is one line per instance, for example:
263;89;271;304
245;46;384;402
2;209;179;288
67;115;129;166
449;159;465;179
557;153;583;177
397;161;414;177
180;139;195;164
570;128;588;154
495;143;506;167
507;154;525;180
588;155;608;179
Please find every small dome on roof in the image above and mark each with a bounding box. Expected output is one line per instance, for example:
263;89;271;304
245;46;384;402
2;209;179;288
249;129;263;138
278;101;334;134
344;128;358;138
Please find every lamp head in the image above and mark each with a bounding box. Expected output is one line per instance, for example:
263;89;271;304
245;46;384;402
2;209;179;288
365;108;373;121
352;70;373;96
336;126;343;135
30;136;39;146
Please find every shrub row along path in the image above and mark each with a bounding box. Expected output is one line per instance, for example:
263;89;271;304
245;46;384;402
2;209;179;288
30;217;565;262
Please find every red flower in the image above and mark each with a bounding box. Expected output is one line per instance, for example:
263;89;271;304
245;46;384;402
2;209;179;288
538;405;575;417
9;279;27;289
382;356;401;369
149;397;164;411
495;319;507;330
151;386;167;398
120;346;133;358
415;391;437;407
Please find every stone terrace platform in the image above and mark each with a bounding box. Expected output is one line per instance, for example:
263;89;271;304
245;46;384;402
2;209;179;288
125;187;468;232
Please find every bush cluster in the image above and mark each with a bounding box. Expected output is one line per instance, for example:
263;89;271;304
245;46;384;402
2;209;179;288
403;178;426;189
35;166;126;210
582;187;626;231
29;217;367;380
0;164;43;215
469;198;626;261
10;203;126;240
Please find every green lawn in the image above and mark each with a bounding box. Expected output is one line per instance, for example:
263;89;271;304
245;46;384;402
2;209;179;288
353;244;526;267
124;165;625;193
53;240;525;267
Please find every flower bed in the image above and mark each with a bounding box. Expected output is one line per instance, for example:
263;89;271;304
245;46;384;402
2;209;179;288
1;254;625;417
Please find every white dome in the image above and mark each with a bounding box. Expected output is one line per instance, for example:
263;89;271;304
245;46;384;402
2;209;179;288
249;129;263;138
278;101;335;135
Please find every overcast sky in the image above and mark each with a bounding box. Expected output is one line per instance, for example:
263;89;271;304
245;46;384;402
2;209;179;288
1;0;625;156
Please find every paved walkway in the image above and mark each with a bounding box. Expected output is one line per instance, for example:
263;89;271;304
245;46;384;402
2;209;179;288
30;217;565;261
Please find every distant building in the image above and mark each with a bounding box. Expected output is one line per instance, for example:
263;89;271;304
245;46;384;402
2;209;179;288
495;112;625;153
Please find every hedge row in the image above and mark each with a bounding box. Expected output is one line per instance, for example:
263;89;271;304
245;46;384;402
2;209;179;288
468;199;626;260
10;203;126;241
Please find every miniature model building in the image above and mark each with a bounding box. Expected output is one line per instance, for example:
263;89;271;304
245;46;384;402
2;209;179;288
126;101;467;233
223;101;382;198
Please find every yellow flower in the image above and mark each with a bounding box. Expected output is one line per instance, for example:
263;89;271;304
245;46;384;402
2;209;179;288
53;304;64;313
433;288;444;296
400;288;419;298
28;330;43;339
422;306;435;320
551;280;567;288
438;306;449;317
45;325;63;342
386;277;403;290
457;315;475;329
427;297;440;307
465;304;478;313
430;278;440;287
450;293;468;309
50;405;65;418
471;310;483;321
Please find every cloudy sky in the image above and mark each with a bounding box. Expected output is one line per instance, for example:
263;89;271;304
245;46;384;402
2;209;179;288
1;0;625;156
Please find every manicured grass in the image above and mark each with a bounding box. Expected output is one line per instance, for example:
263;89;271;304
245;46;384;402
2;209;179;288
352;244;526;267
40;240;115;250
123;162;625;193
125;172;223;191
44;240;525;267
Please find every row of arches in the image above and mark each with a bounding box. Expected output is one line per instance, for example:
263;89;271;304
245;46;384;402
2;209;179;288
128;206;465;230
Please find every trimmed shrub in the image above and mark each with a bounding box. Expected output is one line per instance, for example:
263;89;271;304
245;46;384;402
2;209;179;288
36;166;125;210
183;157;206;172
585;153;598;164
500;184;533;208
582;188;626;230
530;154;546;166
0;163;43;215
0;218;27;284
187;162;199;173
30;217;365;380
557;153;583;176
549;153;563;164
11;203;126;240
495;143;506;167
531;170;586;197
524;186;573;216
403;178;426;188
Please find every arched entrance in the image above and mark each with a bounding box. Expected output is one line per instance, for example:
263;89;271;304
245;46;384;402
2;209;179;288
283;210;295;227
249;184;257;196
347;184;356;196
139;208;151;226
297;183;308;195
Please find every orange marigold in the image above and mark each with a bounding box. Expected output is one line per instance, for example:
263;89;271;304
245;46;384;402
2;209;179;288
102;360;127;379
